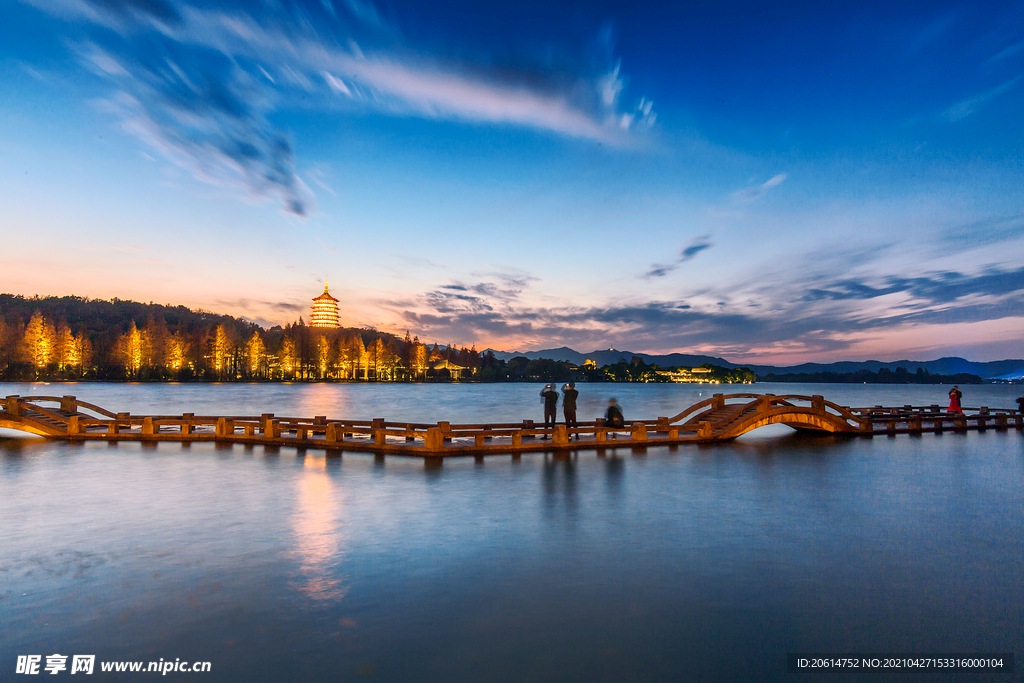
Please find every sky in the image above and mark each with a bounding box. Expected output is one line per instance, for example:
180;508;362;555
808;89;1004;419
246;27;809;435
1;0;1023;364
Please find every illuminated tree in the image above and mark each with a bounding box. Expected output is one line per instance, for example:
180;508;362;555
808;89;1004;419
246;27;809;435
278;337;296;379
118;321;144;375
348;332;367;380
22;311;55;370
210;324;233;376
316;334;331;378
412;343;427;380
55;323;77;372
167;332;188;372
246;331;266;378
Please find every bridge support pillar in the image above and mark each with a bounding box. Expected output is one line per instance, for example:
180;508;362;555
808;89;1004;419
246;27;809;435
512;432;522;448
996;414;1007;431
425;427;444;452
326;424;339;445
61;396;77;414
596;428;606;443
812;395;825;414
909;416;922;434
553;425;568;445
698;421;713;439
5;396;20;418
374;427;386;447
142;417;155;436
67;416;80;436
631;423;647;442
437;421;451;443
267;419;280;439
181;413;194;435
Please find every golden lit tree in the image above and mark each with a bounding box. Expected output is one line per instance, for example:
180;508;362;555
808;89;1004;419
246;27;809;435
278;336;296;378
348;332;367;380
210;324;233;376
54;323;79;372
412;342;427;380
246;330;266;378
167;332;188;372
316;334;331;378
22;312;55;369
118;321;144;375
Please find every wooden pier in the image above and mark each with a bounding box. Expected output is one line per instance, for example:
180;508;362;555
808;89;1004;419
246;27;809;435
1;394;1021;457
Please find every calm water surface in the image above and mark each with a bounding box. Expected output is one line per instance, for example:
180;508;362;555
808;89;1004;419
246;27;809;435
2;382;1022;681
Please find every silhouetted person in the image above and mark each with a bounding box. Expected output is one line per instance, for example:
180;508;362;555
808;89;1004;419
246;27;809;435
540;384;559;437
561;382;579;438
605;398;624;438
948;386;963;414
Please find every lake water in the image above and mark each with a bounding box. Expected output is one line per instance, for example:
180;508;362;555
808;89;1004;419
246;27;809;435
2;382;1022;681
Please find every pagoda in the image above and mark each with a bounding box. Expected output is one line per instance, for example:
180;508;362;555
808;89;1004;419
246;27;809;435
310;279;341;328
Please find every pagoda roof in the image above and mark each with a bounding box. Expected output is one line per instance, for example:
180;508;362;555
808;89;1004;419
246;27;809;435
313;291;339;302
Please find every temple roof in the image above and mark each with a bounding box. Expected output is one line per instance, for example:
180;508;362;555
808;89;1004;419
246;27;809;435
312;280;339;302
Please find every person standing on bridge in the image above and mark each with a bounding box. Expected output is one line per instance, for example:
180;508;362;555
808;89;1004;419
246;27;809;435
605;398;625;438
561;382;579;439
540;384;559;437
948;386;963;414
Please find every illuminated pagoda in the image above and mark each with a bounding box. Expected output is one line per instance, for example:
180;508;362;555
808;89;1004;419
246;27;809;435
310;279;341;328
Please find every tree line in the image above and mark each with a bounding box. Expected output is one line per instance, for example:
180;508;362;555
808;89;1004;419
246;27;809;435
760;367;983;384
0;295;759;384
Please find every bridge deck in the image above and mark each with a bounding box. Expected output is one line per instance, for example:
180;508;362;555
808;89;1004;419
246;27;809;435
2;394;1021;457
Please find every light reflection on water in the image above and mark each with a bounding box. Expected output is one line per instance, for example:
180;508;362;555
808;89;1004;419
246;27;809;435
1;382;1022;682
292;456;347;601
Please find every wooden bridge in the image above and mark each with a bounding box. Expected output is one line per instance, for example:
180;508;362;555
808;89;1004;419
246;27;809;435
1;393;1021;457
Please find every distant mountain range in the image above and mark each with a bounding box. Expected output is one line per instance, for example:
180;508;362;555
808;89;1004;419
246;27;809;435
483;347;1024;380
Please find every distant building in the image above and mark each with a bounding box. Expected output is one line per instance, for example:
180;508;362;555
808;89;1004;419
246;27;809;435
657;367;716;383
310;280;341;329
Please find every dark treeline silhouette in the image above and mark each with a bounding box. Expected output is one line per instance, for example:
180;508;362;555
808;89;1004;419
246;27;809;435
1;294;756;384
761;367;983;384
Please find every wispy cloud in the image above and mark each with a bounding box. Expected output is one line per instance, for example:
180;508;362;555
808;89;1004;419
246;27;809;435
25;0;657;215
732;173;787;203
943;77;1020;122
642;234;713;279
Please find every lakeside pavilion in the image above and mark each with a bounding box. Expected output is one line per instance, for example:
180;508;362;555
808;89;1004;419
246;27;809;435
310;280;341;328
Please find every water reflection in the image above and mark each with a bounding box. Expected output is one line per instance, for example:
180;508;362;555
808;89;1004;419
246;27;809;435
542;452;578;515
291;456;347;601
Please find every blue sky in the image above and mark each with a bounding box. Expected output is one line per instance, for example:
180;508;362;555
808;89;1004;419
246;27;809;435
2;0;1023;363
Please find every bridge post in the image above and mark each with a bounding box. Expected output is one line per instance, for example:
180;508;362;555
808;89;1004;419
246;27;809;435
996;413;1007;431
142;417;155;436
909;415;922;433
553;425;568;445
373;425;386;447
522;419;535;439
67;415;80;436
812;395;825;414
713;394;724;409
425;427;444;452
5;396;20;418
182;413;194;435
267;419;281;439
758;395;772;412
512;432;523;448
631;423;648;442
260;414;274;435
698;421;713;439
60;396;77;414
326;423;339;444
